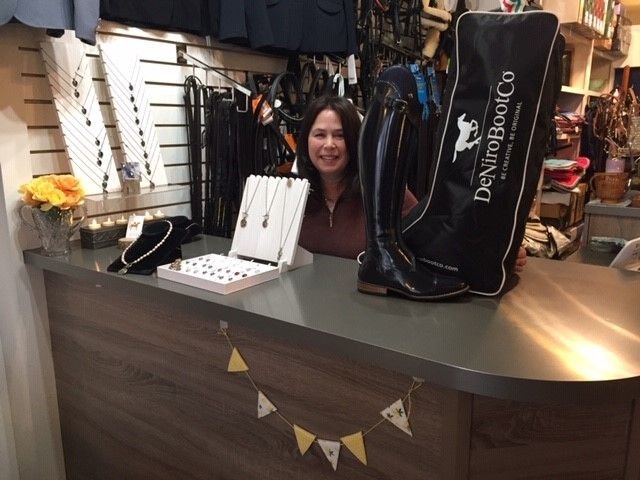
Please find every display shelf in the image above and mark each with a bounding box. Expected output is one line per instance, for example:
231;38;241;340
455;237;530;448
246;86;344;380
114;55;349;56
83;184;190;216
540;0;613;38
592;46;627;60
560;85;604;97
541;1;627;114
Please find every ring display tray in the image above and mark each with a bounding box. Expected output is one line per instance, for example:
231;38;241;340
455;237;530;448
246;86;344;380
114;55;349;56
157;175;312;294
157;254;279;295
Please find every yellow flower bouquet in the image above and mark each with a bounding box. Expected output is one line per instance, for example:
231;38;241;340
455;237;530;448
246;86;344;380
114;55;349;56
18;175;86;256
19;174;86;211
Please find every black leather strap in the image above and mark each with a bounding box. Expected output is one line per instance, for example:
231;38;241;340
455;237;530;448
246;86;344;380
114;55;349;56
184;75;203;226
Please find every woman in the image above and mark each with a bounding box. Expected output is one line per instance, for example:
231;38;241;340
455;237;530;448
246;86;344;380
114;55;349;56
295;95;527;271
296;95;418;260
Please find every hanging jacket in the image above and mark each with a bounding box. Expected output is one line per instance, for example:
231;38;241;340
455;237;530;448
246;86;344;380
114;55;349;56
100;0;218;37
218;0;274;49
299;0;357;54
0;0;99;44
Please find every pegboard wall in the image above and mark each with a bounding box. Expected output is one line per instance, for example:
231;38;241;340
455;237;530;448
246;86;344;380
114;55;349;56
10;20;287;226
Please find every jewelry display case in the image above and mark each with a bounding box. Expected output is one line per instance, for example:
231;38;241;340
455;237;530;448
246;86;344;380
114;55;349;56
157;175;312;294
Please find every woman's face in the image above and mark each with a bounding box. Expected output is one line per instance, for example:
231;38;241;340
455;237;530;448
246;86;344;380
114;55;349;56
308;108;349;183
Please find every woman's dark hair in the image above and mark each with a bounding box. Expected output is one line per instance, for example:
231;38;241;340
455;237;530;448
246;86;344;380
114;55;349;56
296;95;361;203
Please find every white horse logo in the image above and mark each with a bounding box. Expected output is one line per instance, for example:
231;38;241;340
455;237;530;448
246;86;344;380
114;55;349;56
452;113;480;163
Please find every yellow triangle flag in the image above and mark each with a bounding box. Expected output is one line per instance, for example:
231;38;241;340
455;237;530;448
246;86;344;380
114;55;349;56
293;424;316;456
340;431;367;465
227;348;249;372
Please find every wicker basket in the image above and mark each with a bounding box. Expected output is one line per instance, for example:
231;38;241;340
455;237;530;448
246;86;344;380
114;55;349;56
590;172;629;204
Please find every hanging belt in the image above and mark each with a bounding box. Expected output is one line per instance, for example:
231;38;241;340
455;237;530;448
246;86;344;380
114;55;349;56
184;75;203;226
251;72;303;174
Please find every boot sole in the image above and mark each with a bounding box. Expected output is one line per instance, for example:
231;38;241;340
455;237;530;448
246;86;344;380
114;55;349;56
357;280;469;301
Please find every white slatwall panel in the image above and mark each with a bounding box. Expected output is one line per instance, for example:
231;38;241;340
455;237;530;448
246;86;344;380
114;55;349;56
18;22;286;224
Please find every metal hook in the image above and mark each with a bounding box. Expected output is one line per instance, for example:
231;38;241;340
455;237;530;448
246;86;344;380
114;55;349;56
236;92;249;113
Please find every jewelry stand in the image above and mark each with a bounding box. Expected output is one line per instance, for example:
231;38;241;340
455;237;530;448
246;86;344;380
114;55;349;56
40;41;121;195
98;44;169;190
229;175;312;273
157;176;312;295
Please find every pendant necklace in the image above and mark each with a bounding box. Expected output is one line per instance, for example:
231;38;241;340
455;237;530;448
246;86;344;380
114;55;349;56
55;104;114;192
41;46;88;90
53;96;103;147
111;110;157;187
46;63;92;106
324;196;337;228
262;178;282;228
103;53;157;182
277;178;305;261
239;176;262;227
41;48;94;125
118;220;173;275
46;72;97;127
102;52;143;99
42;46;115;193
64;151;110;193
63;128;114;192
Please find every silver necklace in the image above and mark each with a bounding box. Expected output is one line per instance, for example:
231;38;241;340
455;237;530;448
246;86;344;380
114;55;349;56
53;104;114;193
102;50;160;186
323;196;337;228
262;178;282;228
277;179;306;261
239;176;262;228
118;220;173;274
63;130;114;192
46;68;96;127
41;46;88;89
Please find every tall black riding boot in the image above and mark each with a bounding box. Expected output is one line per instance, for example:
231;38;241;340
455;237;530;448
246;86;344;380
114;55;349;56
357;66;468;300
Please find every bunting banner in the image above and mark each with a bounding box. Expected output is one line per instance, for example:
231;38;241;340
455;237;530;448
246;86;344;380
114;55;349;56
380;399;412;436
340;431;368;466
257;391;277;419
293;424;316;456
318;439;341;471
227;347;249;372
220;325;422;471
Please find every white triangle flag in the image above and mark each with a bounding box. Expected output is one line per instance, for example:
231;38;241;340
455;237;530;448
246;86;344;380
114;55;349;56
318;439;341;471
380;399;412;436
257;391;277;419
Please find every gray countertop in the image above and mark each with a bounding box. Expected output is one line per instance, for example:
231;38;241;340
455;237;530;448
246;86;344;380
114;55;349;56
24;236;640;404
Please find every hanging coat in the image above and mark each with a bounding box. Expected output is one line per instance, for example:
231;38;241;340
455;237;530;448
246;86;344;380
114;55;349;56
0;0;99;44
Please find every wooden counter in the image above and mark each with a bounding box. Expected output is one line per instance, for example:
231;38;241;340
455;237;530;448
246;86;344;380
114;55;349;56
24;237;640;479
